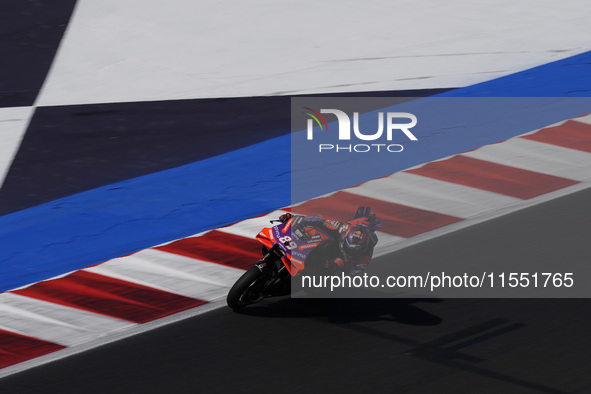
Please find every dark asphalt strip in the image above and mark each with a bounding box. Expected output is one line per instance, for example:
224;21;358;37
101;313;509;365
0;89;451;215
0;0;78;107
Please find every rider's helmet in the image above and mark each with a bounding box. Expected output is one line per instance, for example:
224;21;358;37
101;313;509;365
339;224;371;259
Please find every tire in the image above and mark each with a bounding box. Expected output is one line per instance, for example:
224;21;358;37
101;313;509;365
227;265;267;309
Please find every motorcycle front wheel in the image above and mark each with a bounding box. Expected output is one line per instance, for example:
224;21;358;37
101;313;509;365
226;265;268;309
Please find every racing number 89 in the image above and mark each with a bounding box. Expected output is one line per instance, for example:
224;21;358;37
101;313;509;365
279;235;297;250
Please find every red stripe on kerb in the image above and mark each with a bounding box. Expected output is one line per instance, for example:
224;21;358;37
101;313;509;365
406;155;578;199
292;191;462;238
0;329;65;369
156;230;261;270
12;271;207;324
522;120;591;153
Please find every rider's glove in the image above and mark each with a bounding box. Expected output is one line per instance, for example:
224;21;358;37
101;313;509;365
279;213;292;223
351;206;383;231
332;258;345;269
325;258;345;274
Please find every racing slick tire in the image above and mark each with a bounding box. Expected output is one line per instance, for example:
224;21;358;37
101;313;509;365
227;265;267;309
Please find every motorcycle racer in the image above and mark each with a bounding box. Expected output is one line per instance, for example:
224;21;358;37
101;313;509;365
278;206;382;277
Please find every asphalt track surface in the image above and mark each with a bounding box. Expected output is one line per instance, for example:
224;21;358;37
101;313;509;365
1;187;590;393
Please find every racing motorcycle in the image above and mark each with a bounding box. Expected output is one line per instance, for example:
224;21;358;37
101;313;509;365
226;207;380;309
226;214;333;309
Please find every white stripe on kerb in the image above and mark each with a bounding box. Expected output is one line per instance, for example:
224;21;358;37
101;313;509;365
574;114;591;125
462;137;591;181
85;249;245;301
0;293;133;347
345;171;520;219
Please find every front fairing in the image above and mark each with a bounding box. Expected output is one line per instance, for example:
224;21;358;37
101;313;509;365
256;217;333;276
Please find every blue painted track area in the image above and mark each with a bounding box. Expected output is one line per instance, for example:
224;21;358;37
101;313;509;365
1;51;590;292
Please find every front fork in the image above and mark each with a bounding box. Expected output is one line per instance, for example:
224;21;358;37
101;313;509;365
255;244;289;296
256;244;285;275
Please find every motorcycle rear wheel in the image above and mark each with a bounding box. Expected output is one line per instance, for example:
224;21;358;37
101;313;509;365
227;266;267;309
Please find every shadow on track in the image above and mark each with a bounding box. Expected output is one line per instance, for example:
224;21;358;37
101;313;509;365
231;296;443;326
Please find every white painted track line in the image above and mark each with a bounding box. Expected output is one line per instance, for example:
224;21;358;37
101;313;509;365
0;107;35;190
